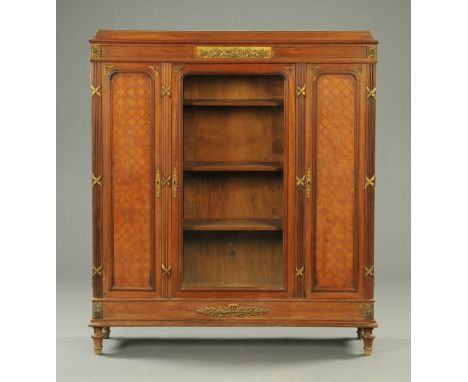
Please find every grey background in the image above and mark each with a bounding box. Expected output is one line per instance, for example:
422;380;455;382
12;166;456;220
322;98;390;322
57;0;410;381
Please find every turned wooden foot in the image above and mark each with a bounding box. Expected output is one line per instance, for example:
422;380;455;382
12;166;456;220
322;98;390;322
92;327;104;355
362;328;375;356
357;327;364;340
102;326;111;339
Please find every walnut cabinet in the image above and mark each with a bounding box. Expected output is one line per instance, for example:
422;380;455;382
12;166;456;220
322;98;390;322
89;30;378;356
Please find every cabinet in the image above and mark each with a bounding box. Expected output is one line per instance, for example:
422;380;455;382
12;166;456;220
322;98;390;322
89;30;378;356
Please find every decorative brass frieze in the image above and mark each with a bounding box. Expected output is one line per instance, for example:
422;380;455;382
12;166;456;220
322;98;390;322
361;303;374;320
161;84;171;97
196;304;270;318
365;265;374;278
103;65;114;77
296;84;306;97
310;65;320;76
365;175;375;189
306;168;312;198
161;264;172;277
90;44;101;59
148;65;159;76
367;46;377;59
90;83;101;97
92;174;102;187
296;175;305;187
196;46;272;59
295;266;304;278
367;86;377;99
92;302;103;320
172;167;177;197
92;265;103;277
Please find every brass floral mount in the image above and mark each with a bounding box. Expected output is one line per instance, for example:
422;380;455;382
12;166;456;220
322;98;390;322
92;265;103;277
90;83;101;97
365;174;376;188
92;174;102;187
296;84;306;97
148;65;159;76
367;46;377;59
305;168;312;198
103;65;114;77
171;167;177;197
173;65;183;74
295;266;304;278
196;304;269;318
367;86;377;99
92;302;103;320
361;303;374;320
353;65;363;73
365;265;375;277
310;65;320;76
296;175;305;187
90;44;101;58
161;84;171;97
283;66;294;75
161;264;172;277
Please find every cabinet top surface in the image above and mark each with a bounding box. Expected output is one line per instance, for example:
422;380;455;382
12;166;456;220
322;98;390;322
90;30;378;44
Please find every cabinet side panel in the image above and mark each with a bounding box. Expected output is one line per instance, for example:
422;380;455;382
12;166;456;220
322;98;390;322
314;74;356;290
110;72;155;289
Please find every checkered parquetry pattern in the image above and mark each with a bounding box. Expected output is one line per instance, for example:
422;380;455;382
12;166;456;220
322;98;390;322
314;74;356;290
111;73;153;289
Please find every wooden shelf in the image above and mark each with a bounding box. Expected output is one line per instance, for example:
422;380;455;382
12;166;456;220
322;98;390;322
184;161;283;172
184;99;284;107
183;218;283;231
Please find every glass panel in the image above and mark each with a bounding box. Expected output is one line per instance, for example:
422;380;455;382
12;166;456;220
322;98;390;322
182;74;285;290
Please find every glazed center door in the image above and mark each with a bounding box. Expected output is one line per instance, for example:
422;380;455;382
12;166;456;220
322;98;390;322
170;64;295;298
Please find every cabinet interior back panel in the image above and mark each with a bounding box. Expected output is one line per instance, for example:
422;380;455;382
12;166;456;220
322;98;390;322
184;107;284;163
182;231;284;289
184;75;284;100
110;72;155;290
184;172;283;219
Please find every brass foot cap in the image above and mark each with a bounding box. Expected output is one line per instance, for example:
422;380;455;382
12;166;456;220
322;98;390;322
94;348;102;355
364;349;372;356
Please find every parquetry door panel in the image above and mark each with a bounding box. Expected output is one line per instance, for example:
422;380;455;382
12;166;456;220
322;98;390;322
101;63;162;297
305;64;367;299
